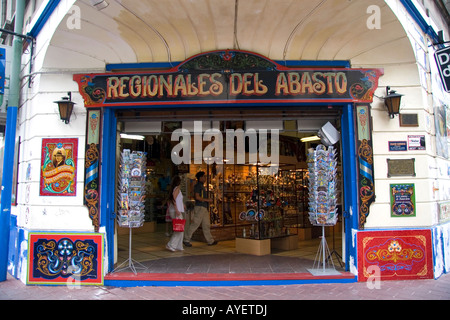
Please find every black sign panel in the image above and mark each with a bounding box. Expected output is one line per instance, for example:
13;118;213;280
435;46;450;93
74;50;384;107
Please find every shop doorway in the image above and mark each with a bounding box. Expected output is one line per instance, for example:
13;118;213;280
113;107;345;274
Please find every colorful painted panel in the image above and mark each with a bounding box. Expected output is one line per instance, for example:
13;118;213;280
40;138;78;196
357;230;433;281
27;233;103;285
356;104;375;229
390;183;416;217
84;109;102;232
73;50;383;107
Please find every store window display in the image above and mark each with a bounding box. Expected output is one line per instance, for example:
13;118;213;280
116;117;342;248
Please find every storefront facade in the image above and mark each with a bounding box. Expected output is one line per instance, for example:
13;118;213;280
1;0;449;286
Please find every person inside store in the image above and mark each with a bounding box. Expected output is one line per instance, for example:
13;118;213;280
183;171;218;247
166;175;186;251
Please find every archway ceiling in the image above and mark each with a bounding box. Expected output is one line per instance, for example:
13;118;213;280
46;0;415;69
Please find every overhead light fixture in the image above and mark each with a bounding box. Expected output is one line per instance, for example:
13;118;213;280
301;135;321;143
90;0;109;10
120;133;145;140
54;92;75;124
384;86;403;119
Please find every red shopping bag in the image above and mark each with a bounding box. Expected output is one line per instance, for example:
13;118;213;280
172;219;186;232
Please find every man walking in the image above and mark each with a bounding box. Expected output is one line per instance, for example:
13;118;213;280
184;171;218;247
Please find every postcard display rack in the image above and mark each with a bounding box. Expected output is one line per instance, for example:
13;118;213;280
307;145;340;275
114;149;148;274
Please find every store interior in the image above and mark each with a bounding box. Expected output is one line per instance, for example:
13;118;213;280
114;108;344;273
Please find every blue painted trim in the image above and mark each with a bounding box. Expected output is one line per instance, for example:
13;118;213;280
431;221;450;278
104;277;357;288
103;102;353;267
106;60;350;71
0;106;18;281
27;0;61;38
398;0;440;45
5;224;27;280
99;108;117;272
346;104;359;232
340;104;358;272
7;215;18;278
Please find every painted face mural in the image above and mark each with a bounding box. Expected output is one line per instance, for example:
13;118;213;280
40;138;78;196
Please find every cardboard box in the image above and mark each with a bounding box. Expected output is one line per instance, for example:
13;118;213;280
296;227;312;240
235;238;271;256
271;235;299;250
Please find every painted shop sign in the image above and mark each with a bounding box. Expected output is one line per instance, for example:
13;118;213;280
358;229;433;281
435;46;450;93
40;138;78;196
388;141;407;151
390;183;416;217
407;135;426;150
27;233;104;285
74;50;383;107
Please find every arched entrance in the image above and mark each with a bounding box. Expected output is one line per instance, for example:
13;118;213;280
72;50;382;281
24;0;427;284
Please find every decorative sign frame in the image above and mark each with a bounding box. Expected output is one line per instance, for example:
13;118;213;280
357;229;433;281
355;104;375;229
73;50;383;108
84;109;102;232
40;138;78;196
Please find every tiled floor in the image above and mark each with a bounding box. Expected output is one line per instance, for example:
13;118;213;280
114;224;345;274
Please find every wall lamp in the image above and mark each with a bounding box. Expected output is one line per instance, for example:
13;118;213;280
54;92;75;124
384;86;404;119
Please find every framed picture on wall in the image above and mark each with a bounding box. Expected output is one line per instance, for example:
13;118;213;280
40;138;78;196
390;183;416;217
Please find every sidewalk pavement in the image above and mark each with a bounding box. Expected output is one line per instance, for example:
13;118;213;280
1;272;450;300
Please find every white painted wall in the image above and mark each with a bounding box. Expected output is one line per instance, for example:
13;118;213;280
13;0;95;232
358;0;450;228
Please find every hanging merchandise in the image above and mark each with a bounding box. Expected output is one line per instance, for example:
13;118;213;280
117;149;147;228
307;145;338;226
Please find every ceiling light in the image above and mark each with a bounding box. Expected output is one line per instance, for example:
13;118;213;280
301;135;321;142
120;133;145;140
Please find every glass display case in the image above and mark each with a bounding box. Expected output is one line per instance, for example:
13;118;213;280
192;163;308;241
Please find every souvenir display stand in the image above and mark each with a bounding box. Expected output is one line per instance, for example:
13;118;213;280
306;145;341;275
113;150;148;274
